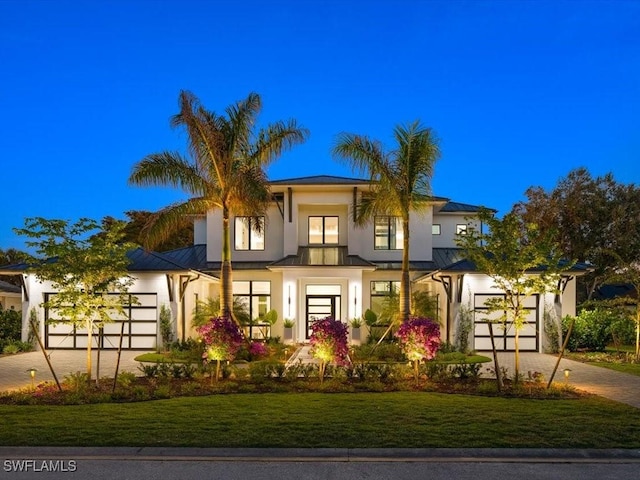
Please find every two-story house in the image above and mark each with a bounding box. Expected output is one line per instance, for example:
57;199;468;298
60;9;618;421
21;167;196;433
2;175;588;353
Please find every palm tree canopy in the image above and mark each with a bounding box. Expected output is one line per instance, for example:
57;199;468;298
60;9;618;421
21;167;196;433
332;121;440;226
129;90;309;248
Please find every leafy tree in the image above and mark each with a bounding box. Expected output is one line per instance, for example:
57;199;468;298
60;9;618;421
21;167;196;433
456;209;570;382
513;168;640;300
0;248;33;285
14;218;135;383
129;90;308;321
333;121;440;323
103;210;194;252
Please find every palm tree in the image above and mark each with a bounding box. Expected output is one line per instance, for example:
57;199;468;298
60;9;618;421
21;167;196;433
129;90;308;321
333;121;440;323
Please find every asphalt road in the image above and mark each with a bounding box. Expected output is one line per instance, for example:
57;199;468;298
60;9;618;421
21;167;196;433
2;448;640;480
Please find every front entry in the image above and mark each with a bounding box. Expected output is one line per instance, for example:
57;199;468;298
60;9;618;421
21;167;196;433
305;295;341;338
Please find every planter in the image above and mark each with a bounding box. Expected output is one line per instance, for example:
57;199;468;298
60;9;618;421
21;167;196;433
284;326;294;344
351;327;361;345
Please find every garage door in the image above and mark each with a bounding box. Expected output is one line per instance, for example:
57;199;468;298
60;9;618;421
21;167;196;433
473;293;539;351
44;293;158;350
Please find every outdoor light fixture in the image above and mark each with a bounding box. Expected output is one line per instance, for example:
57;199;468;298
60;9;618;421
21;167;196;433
27;368;37;388
563;368;571;383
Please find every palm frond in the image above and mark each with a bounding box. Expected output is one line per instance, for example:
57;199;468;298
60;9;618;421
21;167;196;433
128;152;206;196
140;197;214;250
252;119;310;166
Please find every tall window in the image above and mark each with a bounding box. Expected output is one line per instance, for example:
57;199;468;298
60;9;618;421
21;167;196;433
308;216;339;244
374;216;403;250
370;281;400;316
233;281;271;339
235;217;265;250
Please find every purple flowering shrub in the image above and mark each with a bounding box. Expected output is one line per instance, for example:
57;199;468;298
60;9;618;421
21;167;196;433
197;316;244;381
395;317;441;383
310;317;350;382
248;341;269;358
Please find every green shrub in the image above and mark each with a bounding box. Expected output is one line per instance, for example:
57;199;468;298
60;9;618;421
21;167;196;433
563;309;620;351
2;343;20;354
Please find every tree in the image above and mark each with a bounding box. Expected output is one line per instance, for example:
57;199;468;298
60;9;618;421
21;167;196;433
456;209;569;382
513;168;640;301
0;248;33;285
333;121;441;323
14;218;135;384
102;210;194;252
129;90;308;321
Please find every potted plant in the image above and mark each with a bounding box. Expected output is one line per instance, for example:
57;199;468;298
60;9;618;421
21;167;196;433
283;318;295;344
350;317;362;344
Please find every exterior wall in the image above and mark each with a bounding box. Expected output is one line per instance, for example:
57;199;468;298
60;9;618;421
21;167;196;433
432;214;481;249
193;217;207;245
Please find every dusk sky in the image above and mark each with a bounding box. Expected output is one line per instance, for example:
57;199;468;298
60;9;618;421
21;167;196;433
2;0;639;252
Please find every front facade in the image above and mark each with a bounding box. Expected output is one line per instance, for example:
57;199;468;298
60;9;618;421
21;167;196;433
2;175;587;352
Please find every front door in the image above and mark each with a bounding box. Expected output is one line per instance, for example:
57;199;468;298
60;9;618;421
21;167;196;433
305;295;341;338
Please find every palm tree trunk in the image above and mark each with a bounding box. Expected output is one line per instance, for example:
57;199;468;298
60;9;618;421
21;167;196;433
220;205;233;320
400;217;411;322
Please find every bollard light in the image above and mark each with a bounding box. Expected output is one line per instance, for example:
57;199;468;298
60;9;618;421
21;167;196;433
563;368;571;384
27;368;37;389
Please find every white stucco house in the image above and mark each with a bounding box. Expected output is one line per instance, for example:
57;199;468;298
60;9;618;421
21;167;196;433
1;175;589;352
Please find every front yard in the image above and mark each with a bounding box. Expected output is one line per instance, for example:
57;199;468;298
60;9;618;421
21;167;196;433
1;391;638;448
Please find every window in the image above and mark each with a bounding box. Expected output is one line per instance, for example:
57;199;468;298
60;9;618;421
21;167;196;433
235;217;265;250
370;281;400;318
374;216;403;250
456;224;468;235
308;216;339;244
233;281;271;339
432;224;441;235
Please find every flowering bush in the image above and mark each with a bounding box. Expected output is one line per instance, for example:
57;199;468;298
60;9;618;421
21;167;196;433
249;341;269;358
310;317;350;382
197;316;244;381
395;317;441;383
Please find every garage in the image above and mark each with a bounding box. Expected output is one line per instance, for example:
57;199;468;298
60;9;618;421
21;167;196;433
44;293;158;350
473;293;539;352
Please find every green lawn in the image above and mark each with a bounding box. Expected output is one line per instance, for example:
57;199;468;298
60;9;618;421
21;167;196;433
1;392;638;448
564;348;640;377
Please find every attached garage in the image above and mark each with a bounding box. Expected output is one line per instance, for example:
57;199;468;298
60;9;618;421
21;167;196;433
473;293;539;352
44;293;159;350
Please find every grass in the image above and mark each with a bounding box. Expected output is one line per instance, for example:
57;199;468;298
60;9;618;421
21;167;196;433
1;391;639;448
564;347;640;377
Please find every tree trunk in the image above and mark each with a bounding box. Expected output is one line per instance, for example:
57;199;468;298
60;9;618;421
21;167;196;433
547;314;575;388
488;322;502;392
220;205;233;320
400;217;411;322
86;322;93;385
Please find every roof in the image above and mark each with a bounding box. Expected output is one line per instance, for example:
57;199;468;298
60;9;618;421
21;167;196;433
269;175;371;186
269;247;375;268
0;248;194;274
0;279;20;294
437;201;495;213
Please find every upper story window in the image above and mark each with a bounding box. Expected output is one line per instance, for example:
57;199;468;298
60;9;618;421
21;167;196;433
432;224;441;235
456;224;468;235
235;217;265;250
309;216;339;245
374;216;403;250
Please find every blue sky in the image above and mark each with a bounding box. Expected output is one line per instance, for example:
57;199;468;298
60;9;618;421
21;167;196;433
1;0;639;251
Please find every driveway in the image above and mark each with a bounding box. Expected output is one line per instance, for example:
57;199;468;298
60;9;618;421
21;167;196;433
0;350;146;392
